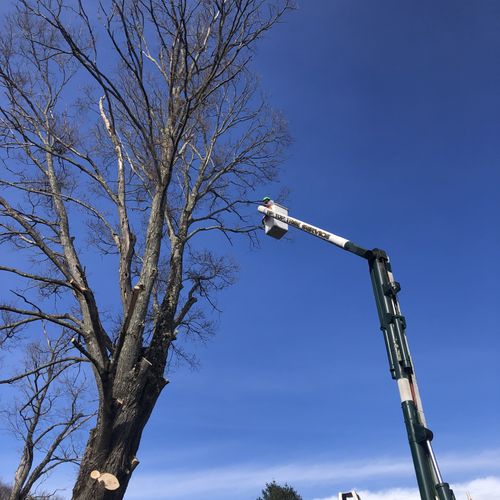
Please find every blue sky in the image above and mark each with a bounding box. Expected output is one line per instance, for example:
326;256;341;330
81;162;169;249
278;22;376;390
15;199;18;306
1;1;499;499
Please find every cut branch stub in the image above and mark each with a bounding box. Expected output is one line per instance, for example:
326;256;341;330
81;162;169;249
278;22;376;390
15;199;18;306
130;457;140;473
90;470;120;491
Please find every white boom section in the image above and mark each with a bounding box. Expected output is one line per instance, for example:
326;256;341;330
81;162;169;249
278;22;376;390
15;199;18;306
258;205;349;249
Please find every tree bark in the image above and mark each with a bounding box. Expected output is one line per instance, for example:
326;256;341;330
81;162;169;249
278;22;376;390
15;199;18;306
9;448;31;500
72;365;167;500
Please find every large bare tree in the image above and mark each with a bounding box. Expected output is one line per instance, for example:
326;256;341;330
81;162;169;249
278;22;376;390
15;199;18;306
1;327;92;500
0;0;292;498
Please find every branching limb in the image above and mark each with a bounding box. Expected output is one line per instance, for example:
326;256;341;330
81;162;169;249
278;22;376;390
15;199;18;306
0;265;72;290
0;305;83;336
99;96;135;309
0;357;88;385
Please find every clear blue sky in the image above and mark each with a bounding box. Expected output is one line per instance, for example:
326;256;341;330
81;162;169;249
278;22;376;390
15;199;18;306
1;1;499;499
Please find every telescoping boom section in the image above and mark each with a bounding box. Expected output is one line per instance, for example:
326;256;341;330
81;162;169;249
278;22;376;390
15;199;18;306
258;202;456;500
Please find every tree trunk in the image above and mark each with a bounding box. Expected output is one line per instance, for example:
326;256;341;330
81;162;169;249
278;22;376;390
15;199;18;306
9;440;33;500
72;367;167;500
9;462;28;500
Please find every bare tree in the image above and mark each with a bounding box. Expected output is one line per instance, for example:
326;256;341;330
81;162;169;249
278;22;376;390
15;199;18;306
0;0;292;498
1;327;93;500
